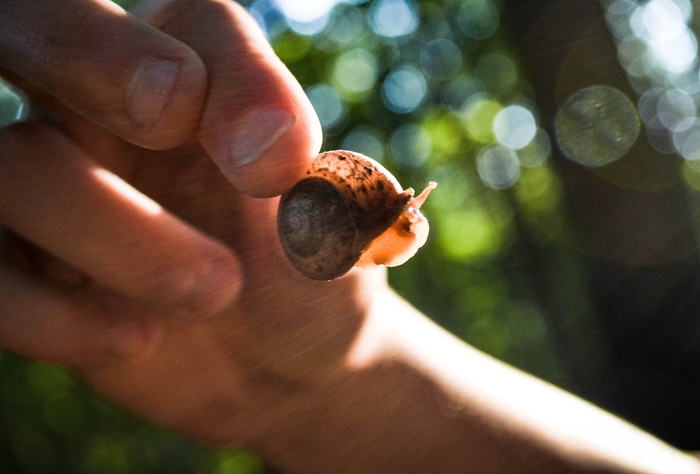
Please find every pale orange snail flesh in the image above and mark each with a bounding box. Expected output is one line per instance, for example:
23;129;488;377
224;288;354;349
356;181;437;269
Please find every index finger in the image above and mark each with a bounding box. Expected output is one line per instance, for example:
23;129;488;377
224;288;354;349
0;0;207;149
136;0;322;197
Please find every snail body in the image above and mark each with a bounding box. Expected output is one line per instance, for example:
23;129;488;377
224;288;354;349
277;150;436;281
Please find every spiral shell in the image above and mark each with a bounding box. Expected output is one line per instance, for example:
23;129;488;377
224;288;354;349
278;150;431;281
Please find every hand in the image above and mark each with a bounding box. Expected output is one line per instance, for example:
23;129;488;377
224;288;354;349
0;0;369;445
5;2;696;473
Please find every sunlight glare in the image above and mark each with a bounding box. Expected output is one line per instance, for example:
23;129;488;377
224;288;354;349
93;169;162;216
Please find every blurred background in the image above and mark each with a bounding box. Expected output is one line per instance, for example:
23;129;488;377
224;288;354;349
3;0;700;471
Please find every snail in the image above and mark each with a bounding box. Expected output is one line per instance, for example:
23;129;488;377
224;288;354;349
277;150;436;281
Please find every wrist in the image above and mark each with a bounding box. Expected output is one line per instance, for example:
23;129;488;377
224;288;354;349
243;287;480;473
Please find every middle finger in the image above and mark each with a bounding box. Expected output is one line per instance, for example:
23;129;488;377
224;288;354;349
0;121;241;318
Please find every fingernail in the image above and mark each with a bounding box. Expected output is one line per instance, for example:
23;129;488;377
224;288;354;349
229;108;295;168
124;58;180;127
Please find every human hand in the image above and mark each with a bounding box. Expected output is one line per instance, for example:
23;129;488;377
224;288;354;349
0;0;380;446
4;4;700;473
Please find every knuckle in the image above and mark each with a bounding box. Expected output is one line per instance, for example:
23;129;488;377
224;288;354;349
146;243;241;318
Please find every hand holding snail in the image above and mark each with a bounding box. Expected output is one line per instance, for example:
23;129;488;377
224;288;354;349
277;150;436;281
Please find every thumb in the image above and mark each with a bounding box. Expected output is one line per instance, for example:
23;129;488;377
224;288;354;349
136;0;322;198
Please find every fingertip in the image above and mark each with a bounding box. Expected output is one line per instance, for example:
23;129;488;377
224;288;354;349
229;108;297;169
125;47;208;150
209;105;322;198
144;0;322;196
197;55;322;198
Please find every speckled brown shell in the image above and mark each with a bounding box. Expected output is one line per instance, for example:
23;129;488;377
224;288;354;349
278;150;412;281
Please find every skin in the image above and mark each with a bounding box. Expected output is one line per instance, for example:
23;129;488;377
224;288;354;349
0;0;698;472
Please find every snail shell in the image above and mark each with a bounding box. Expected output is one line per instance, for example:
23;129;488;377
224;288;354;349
277;150;435;281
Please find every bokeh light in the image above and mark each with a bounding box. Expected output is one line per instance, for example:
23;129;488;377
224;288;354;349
456;0;500;40
368;0;419;37
341;125;385;161
474;53;517;96
476;144;521;190
324;5;366;45
634;0;696;74
602;0;700;181
441;76;483;111
436;208;505;260
462;93;501;143
671;118;700;160
389;122;432;169
273;0;337;24
420;38;463;80
422;111;463;156
517;128;552;168
381;64;427;113
305;83;347;130
331;48;378;101
493;104;537;150
427;165;469;211
657;88;696;132
249;0;287;39
682;158;700;190
0;80;27;126
273;31;312;63
272;0;340;35
554;85;640;167
516;166;562;217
